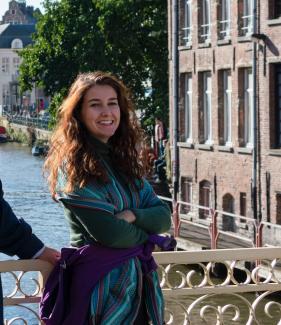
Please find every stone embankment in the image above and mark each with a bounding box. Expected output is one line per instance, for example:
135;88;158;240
0;116;51;145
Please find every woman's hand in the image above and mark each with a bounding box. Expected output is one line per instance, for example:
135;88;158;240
37;246;61;265
116;210;136;223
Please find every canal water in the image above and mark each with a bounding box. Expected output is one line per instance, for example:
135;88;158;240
0;142;69;323
0;143;280;324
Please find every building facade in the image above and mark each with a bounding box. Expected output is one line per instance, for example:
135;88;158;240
1;0;37;25
0;1;47;115
168;0;281;243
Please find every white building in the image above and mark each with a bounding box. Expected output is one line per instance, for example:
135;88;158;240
0;1;48;115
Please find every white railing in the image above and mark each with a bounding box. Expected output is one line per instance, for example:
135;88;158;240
1;260;53;324
2;247;281;324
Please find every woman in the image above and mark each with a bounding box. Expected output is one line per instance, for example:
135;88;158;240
43;72;171;324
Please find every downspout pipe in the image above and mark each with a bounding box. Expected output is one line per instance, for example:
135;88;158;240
171;0;179;202
252;0;258;223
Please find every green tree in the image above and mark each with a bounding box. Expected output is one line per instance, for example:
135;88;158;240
19;0;168;130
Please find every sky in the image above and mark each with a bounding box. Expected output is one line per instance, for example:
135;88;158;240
0;0;45;20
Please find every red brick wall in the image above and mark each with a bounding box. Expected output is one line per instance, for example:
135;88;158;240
169;0;281;226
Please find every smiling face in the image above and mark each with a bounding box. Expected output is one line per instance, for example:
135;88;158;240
80;85;121;143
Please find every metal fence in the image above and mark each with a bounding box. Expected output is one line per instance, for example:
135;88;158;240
158;195;281;250
3;113;49;130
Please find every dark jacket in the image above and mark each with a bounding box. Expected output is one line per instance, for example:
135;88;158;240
0;179;44;324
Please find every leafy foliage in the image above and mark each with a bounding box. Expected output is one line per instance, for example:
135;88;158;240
19;0;168;130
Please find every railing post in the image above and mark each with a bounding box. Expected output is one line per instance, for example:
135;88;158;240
173;200;180;237
209;208;218;250
255;222;264;248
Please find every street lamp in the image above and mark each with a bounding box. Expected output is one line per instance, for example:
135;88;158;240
251;33;267;43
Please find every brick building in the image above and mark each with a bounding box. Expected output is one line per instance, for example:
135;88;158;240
168;0;281;244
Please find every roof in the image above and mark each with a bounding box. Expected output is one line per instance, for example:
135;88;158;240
0;23;35;48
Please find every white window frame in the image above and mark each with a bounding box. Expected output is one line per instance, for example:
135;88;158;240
223;70;232;146
200;0;211;43
183;0;192;45
244;68;253;148
1;57;9;73
219;0;231;39
13;57;20;69
203;72;212;144
241;0;253;36
2;84;10;107
184;73;193;143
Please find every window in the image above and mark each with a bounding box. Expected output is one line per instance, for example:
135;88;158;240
199;180;211;219
275;1;281;18
240;192;247;222
277;194;281;224
13;57;20;69
2;84;10;107
1;57;9;73
199;0;211;43
270;0;281;19
218;70;232;146
11;38;23;49
184;73;192;142
239;0;253;36
11;9;15;14
218;0;231;39
183;0;192;45
222;193;235;232
199;71;212;144
238;68;253;147
180;177;192;214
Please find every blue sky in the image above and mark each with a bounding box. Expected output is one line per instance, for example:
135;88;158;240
0;1;45;20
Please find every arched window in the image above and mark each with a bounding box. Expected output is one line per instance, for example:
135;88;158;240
199;180;211;219
11;38;23;49
222;193;235;231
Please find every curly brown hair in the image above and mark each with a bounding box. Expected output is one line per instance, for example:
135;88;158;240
44;71;146;197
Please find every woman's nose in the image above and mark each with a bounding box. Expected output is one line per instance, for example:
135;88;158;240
101;105;111;115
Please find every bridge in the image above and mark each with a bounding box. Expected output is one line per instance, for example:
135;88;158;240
2;247;281;324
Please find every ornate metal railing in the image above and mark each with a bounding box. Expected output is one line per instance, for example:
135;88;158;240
158;195;281;249
2;247;281;324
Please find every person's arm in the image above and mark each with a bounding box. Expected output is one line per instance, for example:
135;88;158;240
123;179;171;234
61;199;149;248
0;180;60;263
0;196;44;259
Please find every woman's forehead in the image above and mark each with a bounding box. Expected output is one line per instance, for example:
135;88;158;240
84;85;118;100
